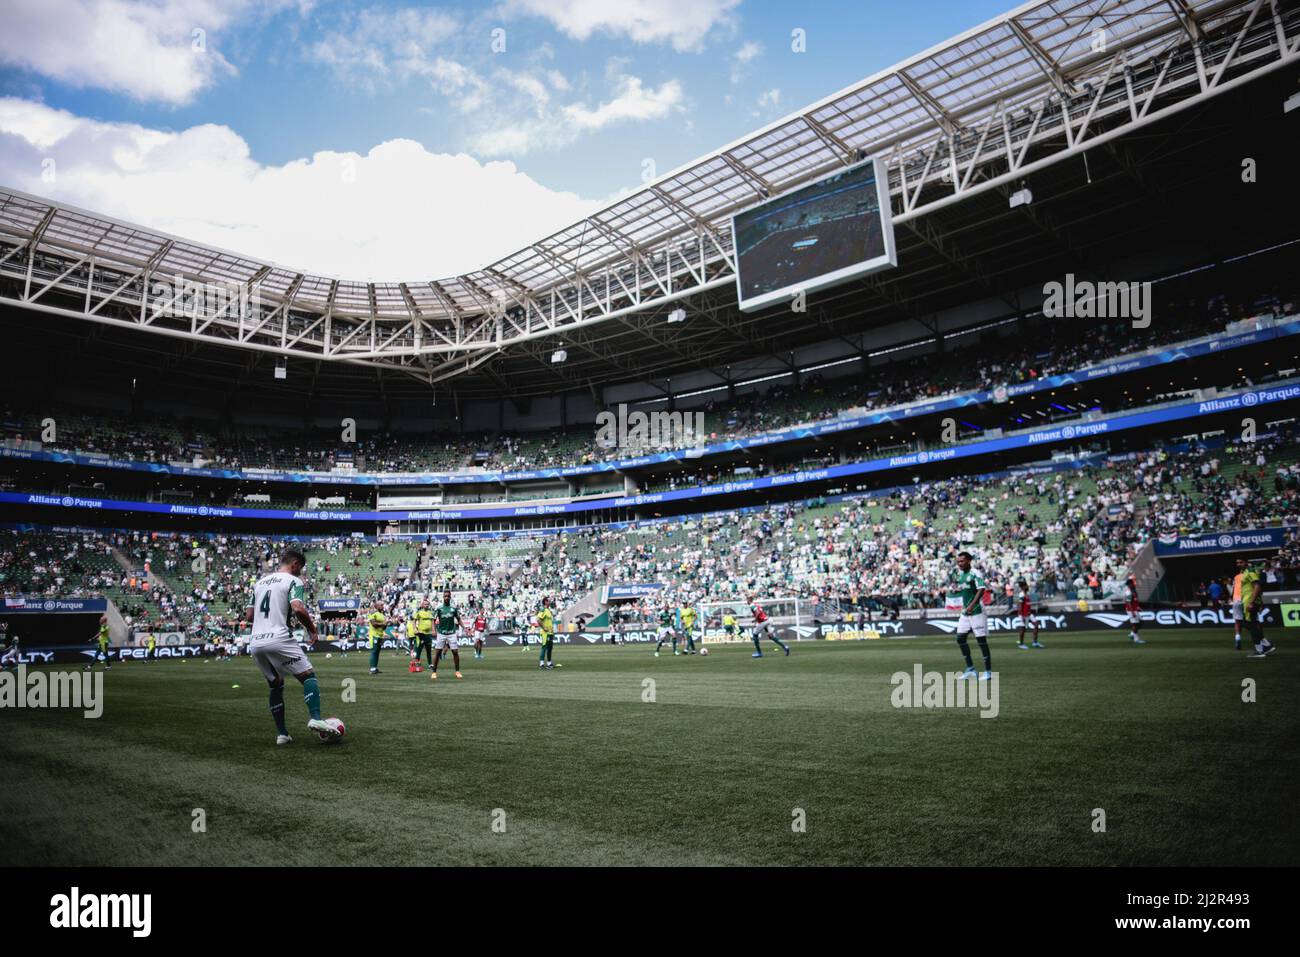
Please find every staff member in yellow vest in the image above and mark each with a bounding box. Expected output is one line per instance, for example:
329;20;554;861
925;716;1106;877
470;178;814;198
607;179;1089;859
414;599;435;669
1239;560;1275;659
367;605;387;675
537;597;556;670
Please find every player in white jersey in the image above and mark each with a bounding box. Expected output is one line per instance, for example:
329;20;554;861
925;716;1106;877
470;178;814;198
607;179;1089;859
245;547;339;745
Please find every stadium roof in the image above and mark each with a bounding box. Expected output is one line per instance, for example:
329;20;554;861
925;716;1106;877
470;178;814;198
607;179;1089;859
1;0;1297;398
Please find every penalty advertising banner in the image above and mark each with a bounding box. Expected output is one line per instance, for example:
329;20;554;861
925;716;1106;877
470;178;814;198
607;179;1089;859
590;605;1282;644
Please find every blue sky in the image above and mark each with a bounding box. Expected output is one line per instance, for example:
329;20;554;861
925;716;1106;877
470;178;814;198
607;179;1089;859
0;0;1014;278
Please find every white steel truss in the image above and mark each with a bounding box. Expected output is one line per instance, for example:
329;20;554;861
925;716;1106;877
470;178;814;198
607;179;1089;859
0;0;1295;381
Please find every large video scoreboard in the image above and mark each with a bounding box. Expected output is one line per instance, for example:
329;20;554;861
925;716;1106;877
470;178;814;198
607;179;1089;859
730;155;897;312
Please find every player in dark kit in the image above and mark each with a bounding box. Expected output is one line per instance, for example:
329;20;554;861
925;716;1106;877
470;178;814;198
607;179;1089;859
1124;576;1146;644
653;605;677;657
1014;579;1042;649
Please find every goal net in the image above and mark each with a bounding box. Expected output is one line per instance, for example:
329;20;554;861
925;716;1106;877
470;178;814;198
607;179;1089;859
697;597;812;643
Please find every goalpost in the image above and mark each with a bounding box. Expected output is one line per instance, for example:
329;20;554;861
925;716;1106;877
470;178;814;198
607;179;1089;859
696;597;813;643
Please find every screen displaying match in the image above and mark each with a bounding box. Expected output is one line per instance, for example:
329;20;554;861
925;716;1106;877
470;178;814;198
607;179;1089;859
731;155;897;312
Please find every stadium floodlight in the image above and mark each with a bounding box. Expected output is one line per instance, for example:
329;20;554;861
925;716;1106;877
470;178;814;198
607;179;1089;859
550;348;567;364
1009;185;1033;209
1285;91;1300;114
274;364;287;380
667;308;687;323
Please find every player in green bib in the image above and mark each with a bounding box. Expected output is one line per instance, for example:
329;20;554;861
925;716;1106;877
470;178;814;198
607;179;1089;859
414;600;435;669
367;606;387;674
951;551;993;681
430;590;463;680
680;604;698;654
537;597;556;669
1239;561;1275;658
86;616;112;671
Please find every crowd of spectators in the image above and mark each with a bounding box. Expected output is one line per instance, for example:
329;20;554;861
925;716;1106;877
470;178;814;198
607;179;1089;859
5;278;1292;477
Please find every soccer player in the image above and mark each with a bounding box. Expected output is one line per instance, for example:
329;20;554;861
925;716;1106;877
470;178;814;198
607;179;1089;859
1;632;18;673
537;596;556;670
146;632;158;662
430;590;463;681
653;604;676;657
951;552;993;680
1124;575;1145;644
414;598;435;669
680;603;699;654
1240;561;1275;659
403;611;417;653
1231;559;1247;650
86;615;112;671
246;547;337;746
723;611;738;643
1014;579;1042;649
471;608;487;660
749;601;789;657
366;604;387;675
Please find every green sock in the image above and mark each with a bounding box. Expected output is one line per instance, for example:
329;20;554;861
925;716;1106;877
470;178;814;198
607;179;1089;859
369;643;380;670
302;676;322;721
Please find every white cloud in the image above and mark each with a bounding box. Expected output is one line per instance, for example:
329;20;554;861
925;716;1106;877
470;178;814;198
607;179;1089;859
309;6;460;87
505;0;741;52
425;59;684;157
731;40;762;84
0;98;603;280
0;0;280;105
757;87;781;109
562;75;683;131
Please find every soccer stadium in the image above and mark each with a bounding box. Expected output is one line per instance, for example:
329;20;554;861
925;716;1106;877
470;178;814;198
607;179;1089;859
1;0;1299;900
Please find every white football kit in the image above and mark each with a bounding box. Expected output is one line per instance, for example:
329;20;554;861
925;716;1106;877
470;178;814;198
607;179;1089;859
249;572;313;682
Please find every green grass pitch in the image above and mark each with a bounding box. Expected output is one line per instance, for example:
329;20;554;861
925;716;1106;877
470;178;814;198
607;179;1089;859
2;631;1296;866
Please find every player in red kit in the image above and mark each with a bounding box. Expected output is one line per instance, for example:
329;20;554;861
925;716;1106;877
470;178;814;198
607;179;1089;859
1014;579;1043;649
749;601;790;658
1124;575;1146;644
472;610;487;660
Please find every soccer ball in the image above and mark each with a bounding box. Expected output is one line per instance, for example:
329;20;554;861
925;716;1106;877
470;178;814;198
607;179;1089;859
317;717;346;743
325;652;332;659
699;647;709;656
